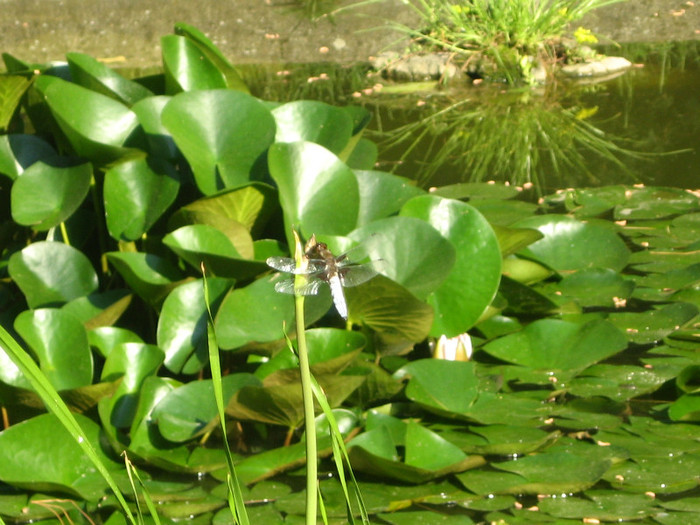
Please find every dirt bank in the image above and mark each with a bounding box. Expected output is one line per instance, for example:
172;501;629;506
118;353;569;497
0;0;699;68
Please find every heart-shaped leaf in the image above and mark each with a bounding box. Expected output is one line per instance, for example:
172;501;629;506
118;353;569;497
173;23;249;93
163;224;267;280
104;157;180;241
169;183;277;239
355;170;425;226
162;89;275;194
106;251;186;306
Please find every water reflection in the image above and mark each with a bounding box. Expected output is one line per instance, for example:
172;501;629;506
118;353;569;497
365;81;647;192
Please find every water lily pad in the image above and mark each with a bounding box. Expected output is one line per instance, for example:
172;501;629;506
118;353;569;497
11;160;92;230
42;77;142;163
614;187;700;220
9;241;99;308
268;141;360;245
155;374;259;442
401;195;502;336
104;157;180;241
66;52;153;105
395;359;479;415
157;277;232;374
457;452;610;495
608;302;699;344
161;89;275;194
0;413;122;501
272;100;353;155
603;454;700;494
106;251;185;306
482;318;627;374
163;224;266;280
515;215;630;273
14;308;93;391
545;267;635;308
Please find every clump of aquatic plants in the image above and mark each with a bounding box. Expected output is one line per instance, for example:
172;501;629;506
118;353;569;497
387;0;625;84
0;22;700;525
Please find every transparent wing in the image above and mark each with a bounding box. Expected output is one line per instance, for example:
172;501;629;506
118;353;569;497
266;256;326;275
339;260;383;288
274;277;325;295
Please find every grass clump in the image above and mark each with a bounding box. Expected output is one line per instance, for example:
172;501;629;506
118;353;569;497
390;0;626;84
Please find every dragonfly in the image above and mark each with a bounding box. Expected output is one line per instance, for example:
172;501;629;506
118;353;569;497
266;235;380;320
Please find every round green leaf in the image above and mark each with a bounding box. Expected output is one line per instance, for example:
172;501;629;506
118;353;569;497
0;413;122;501
8;241;99;308
104;157;180;241
43;77;142;163
14;308;93;390
11;160;92;230
66;52;153;105
350;216;456;299
608;302;699;345
268;141;360;243
157;277;232;374
515;215;630;272
401;195;502;336
161;89;276;194
88;326;143;359
272;100;353;155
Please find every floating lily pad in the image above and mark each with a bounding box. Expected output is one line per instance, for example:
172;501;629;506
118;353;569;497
515;215;630;273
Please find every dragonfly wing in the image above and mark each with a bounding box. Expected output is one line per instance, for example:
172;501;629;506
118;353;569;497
266;256;326;274
339;264;380;288
274;277;325;296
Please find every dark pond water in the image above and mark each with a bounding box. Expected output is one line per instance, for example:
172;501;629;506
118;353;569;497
242;42;700;194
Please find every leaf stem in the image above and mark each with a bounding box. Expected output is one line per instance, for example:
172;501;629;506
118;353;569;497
291;230;318;525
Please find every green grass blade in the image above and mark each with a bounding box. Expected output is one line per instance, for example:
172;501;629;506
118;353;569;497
202;266;250;525
0;323;136;524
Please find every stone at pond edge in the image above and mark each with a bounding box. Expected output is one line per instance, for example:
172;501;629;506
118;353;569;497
370;52;464;83
561;56;632;78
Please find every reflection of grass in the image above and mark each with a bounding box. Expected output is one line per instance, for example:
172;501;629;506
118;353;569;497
369;86;644;190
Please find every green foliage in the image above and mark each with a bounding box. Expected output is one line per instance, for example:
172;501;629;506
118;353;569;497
0;22;698;525
391;0;625;84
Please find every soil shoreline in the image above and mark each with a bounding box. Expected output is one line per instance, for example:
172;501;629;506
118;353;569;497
1;0;699;69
